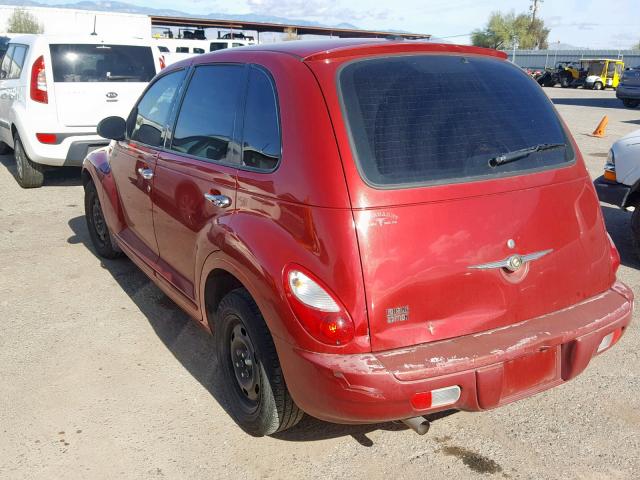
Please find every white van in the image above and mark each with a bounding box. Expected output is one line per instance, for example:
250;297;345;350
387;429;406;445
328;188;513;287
0;35;163;188
154;38;254;65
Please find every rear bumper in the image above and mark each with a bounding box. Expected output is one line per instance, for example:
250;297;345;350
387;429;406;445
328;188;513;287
276;282;633;424
21;132;107;167
594;175;631;208
616;86;640;100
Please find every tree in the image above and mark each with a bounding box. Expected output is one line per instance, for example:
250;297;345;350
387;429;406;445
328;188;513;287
472;9;549;50
6;9;44;34
634;41;640;50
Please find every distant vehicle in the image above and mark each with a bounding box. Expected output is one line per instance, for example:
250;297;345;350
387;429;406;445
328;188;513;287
595;129;640;250
0;34;163;188
616;68;640;108
583;59;625;90
153;38;254;64
83;39;631;437
537;59;625;90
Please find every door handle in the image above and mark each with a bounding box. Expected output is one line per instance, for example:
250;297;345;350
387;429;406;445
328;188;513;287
204;193;232;208
137;167;154;180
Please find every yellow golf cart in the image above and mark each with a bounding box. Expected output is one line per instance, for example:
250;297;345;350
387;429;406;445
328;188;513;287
583;59;625;90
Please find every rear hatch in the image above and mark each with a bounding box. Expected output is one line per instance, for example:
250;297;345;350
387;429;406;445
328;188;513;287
334;54;615;352
49;44;157;127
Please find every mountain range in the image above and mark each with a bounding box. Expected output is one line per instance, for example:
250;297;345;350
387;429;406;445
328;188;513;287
0;0;362;30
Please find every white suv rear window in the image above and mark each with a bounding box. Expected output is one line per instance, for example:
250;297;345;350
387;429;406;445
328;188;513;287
49;44;155;83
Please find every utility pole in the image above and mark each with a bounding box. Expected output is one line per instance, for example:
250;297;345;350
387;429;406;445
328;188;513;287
530;0;543;22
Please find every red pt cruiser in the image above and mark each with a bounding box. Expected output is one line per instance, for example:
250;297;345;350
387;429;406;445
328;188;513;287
82;39;633;436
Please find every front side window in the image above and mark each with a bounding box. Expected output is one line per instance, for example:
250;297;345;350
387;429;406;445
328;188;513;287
193;48;205;54
49;44;156;82
241;66;280;170
176;47;189;53
170;65;244;163
127;70;185;148
339;55;573;187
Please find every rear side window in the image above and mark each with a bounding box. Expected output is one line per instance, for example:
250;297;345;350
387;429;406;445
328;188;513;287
176;47;189;53
171;65;245;163
1;44;27;79
210;43;228;52
339;55;574;187
193;48;205;54
127;69;185;147
241;66;280;170
49;44;156;82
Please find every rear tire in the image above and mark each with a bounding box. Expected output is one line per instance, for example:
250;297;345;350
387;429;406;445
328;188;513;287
593;82;603;91
622;99;639;108
216;288;303;436
0;141;11;155
84;180;122;259
13;135;44;188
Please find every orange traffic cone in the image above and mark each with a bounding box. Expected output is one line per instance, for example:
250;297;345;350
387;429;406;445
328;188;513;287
590;115;608;137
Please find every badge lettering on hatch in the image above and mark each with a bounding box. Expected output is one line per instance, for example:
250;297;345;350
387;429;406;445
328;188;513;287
386;305;409;323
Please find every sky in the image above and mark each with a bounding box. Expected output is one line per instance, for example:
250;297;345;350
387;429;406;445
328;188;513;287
41;0;640;49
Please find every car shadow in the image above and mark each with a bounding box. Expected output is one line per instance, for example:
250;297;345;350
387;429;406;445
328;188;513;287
600;204;640;269
66;215;458;443
622;119;640;125
0;153;82;187
551;97;625;109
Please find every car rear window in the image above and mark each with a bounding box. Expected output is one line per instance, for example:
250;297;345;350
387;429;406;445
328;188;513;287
49;44;156;83
339;55;574;187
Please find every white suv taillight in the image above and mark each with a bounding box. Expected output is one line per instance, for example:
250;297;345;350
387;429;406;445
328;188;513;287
30;55;48;104
604;149;616;181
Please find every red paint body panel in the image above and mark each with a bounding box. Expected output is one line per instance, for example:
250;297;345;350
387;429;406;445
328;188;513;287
83;40;634;425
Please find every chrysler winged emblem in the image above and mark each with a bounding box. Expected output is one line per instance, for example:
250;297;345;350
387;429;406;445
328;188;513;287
468;249;553;272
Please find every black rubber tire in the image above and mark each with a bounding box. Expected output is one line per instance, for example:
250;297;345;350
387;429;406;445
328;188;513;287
0;141;11;155
84;180;122;259
560;75;570;88
622;99;639;108
216;288;303;436
593;82;603;91
13;135;44;188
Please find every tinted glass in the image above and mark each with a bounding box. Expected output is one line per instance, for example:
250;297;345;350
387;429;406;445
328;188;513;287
241;67;280;170
193;48;205;54
49;44;156;82
158;46;170;53
171;65;244;163
340;55;573;187
176;47;189;53
128;70;185;147
8;45;27;79
210;43;228;51
0;44;14;79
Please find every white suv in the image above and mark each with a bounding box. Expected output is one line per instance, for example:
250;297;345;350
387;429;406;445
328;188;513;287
0;35;163;188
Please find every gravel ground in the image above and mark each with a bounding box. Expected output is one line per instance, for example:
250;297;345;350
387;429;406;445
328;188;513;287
1;87;639;479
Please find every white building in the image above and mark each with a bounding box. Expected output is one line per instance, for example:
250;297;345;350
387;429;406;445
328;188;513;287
0;5;150;38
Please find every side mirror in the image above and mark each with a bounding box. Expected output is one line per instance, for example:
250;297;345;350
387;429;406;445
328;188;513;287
97;116;126;141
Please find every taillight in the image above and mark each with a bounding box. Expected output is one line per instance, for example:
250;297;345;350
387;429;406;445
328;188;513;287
607;233;620;274
411;386;461;411
36;133;57;144
159;55;166;70
30;55;48;104
604;149;616;181
596;328;623;354
284;266;354;346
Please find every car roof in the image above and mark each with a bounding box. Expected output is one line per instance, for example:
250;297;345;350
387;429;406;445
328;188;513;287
200;38;507;62
9;34;156;47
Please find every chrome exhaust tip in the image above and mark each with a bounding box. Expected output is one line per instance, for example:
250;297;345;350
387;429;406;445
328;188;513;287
401;416;431;435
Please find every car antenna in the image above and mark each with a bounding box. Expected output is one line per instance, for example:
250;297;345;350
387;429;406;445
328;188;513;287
91;16;97;36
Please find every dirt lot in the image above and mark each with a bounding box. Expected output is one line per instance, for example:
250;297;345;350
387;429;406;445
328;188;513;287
1;87;639;479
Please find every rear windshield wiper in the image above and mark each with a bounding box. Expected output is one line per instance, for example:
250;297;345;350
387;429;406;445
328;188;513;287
488;143;566;168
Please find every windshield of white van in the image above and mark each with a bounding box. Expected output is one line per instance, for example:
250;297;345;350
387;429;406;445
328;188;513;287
339;55;574;187
49;44;155;83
